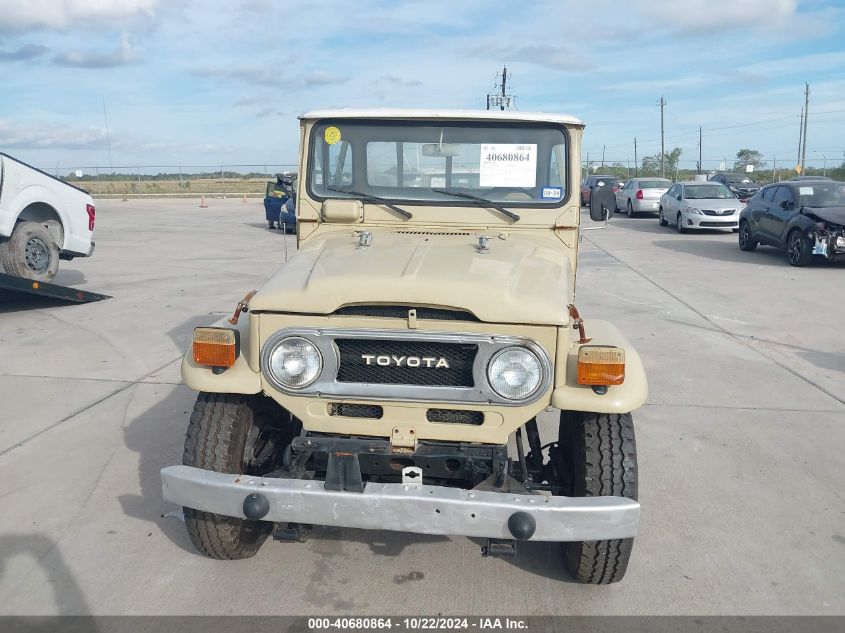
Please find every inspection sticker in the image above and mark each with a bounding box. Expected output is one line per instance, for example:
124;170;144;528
324;126;342;145
541;186;562;199
479;144;536;187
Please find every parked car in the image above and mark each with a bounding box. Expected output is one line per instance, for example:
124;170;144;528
580;175;620;206
659;181;742;233
738;179;845;266
615;177;671;217
264;172;297;231
709;173;760;202
788;175;833;181
0;152;95;282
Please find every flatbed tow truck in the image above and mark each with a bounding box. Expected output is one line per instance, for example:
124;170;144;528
0;271;110;303
0;152;109;304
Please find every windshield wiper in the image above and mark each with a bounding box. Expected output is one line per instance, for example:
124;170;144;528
431;188;520;222
327;187;412;220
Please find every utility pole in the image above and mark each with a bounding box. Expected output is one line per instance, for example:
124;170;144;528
797;106;804;169
102;96;113;169
486;66;514;111
659;96;666;178
500;66;507;111
772;156;776;183
800;82;809;173
601;144;606;168
698;126;702;174
634;137;638;177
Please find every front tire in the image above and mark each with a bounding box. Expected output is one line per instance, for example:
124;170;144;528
676;212;686;234
0;221;60;282
553;411;638;584
658;207;668;226
786;229;813;267
738;221;757;251
182;392;297;559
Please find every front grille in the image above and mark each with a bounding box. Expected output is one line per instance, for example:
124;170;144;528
335;339;477;386
701;209;736;216
700;221;738;227
426;409;484;425
329;403;383;419
333;305;478;321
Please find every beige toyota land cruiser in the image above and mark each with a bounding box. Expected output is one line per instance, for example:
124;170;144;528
161;109;647;584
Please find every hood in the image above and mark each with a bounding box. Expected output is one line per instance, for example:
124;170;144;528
802;206;845;226
249;232;573;325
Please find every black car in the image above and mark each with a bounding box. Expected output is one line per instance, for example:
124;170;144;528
580;175;621;206
709;173;761;202
738;179;845;266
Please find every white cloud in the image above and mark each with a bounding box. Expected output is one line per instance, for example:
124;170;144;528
638;0;797;33
53;34;140;68
0;43;49;62
0;119;107;149
0;0;158;33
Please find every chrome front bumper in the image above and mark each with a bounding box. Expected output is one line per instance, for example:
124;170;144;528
161;465;640;542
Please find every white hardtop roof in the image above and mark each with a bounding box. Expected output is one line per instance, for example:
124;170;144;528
300;108;583;126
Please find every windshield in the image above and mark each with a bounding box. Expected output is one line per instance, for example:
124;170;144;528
726;175;755;184
308;119;568;206
796;182;845;207
639;180;670;189
684;184;735;199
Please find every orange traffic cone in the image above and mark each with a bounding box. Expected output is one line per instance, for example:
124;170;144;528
199;195;208;208
242;193;247;204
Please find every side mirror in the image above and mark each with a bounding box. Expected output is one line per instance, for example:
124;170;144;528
779;200;790;209
589;183;615;221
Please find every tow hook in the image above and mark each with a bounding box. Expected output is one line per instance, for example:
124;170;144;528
482;538;515;558
228;289;257;325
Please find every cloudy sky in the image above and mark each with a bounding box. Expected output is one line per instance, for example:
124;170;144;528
1;0;844;174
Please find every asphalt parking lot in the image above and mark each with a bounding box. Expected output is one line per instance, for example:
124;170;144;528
1;198;843;616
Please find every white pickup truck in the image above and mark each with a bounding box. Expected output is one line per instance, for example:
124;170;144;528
0;152;95;282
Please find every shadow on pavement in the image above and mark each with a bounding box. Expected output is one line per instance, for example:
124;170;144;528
0;533;94;621
310;526;449;557
118;315;221;555
651;239;790;267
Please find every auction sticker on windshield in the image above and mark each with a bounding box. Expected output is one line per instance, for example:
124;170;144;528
324;126;342;145
479;143;536;187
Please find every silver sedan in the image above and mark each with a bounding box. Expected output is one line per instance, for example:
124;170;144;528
615;177;672;217
659;182;742;233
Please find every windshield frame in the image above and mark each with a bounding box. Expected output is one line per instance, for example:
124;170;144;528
305;118;572;210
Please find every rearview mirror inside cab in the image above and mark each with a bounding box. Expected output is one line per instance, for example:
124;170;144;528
421;143;462;157
589;181;615;222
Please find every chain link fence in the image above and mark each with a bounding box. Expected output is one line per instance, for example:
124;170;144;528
38;164;299;198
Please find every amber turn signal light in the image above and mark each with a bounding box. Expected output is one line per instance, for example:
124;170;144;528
577;345;625;386
193;327;240;368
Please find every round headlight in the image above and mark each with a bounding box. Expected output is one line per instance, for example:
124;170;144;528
487;347;543;401
267;337;322;389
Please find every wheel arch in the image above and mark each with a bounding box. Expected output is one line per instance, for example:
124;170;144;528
8;185;69;249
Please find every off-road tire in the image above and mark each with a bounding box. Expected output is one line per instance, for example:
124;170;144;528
0;221;60;282
786;228;813;267
738;221;757;251
555;411;638;584
658;207;668;226
182;392;293;560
